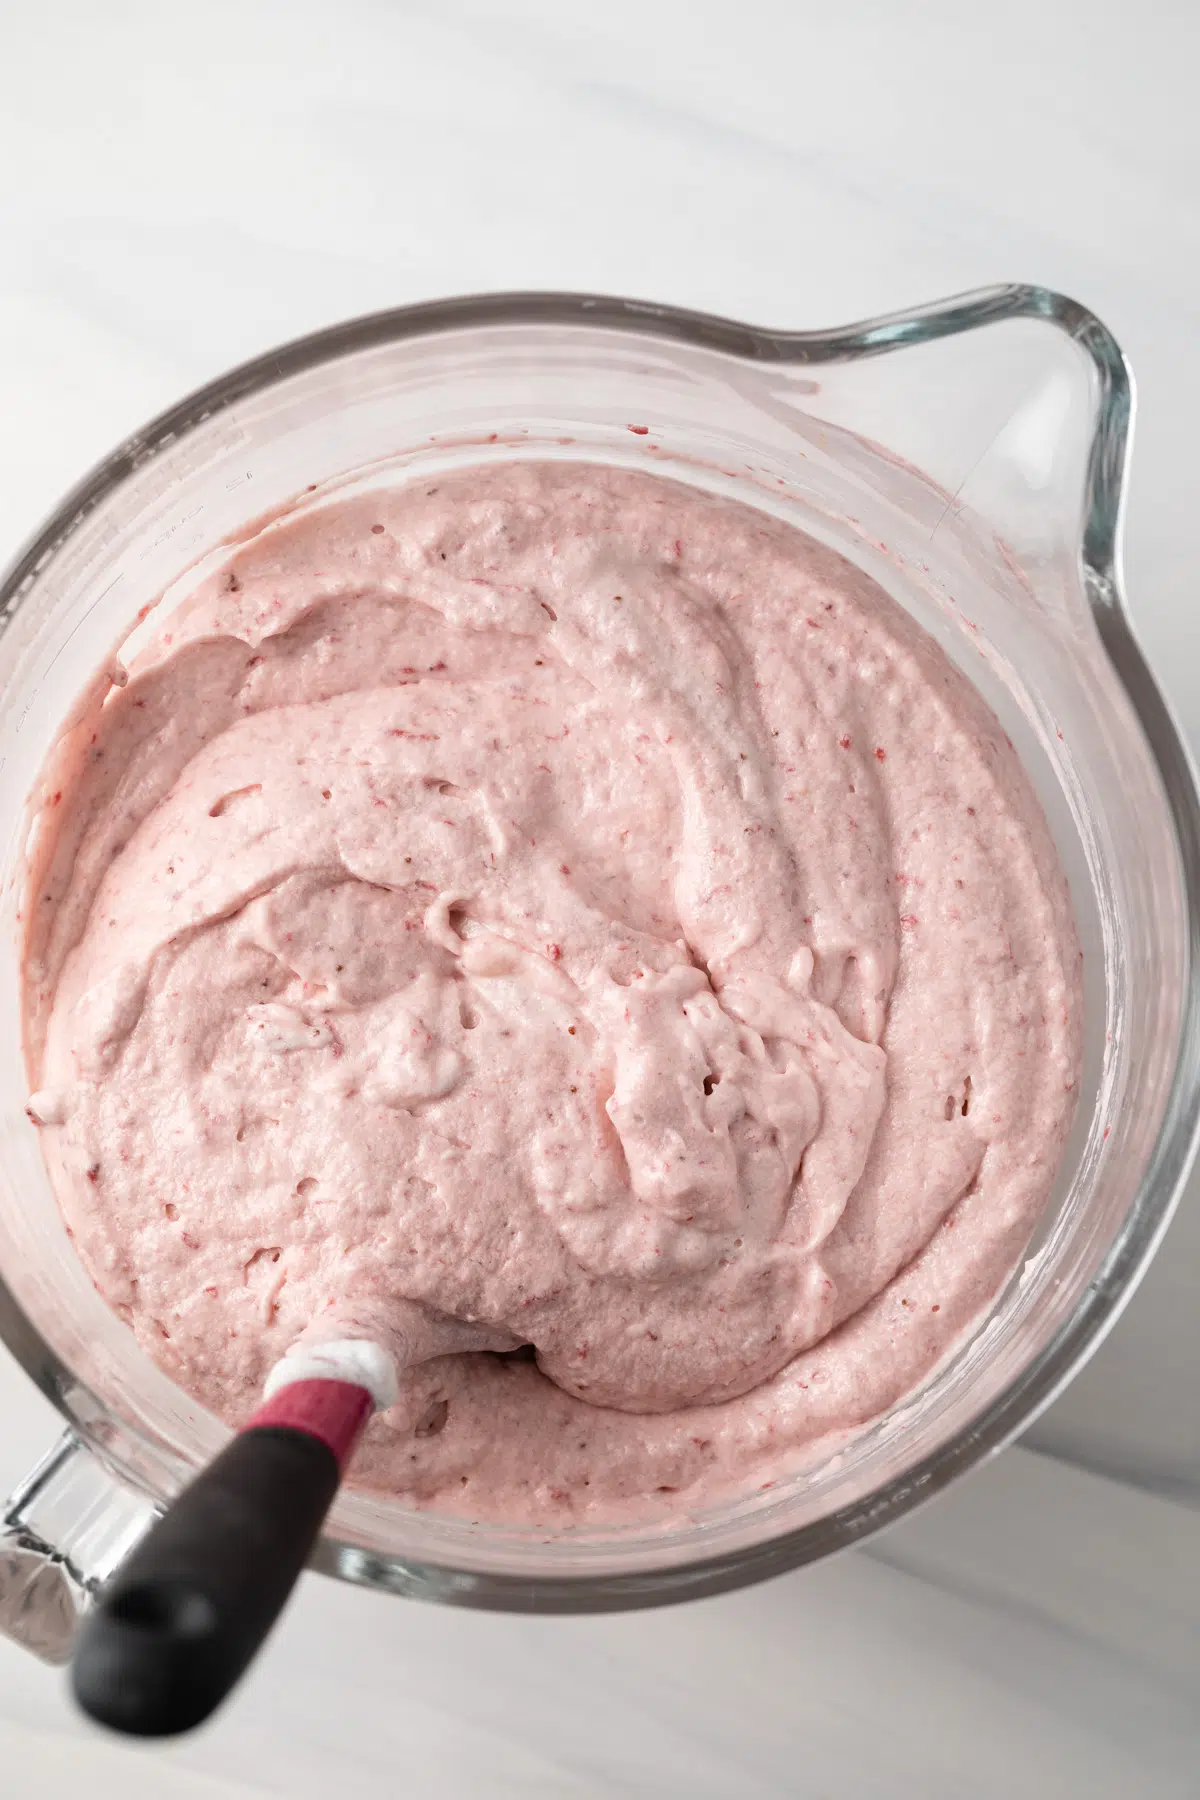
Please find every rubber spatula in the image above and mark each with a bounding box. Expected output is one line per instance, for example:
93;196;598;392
71;1350;385;1735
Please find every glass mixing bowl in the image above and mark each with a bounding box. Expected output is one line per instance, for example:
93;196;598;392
1;286;1197;1663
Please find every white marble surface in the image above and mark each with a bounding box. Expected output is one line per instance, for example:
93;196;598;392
1;0;1198;1792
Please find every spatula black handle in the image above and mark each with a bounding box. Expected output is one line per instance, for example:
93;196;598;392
72;1425;339;1736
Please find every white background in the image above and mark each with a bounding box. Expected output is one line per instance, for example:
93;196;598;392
0;3;1197;1794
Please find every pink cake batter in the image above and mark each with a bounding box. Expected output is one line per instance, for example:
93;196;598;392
22;462;1081;1525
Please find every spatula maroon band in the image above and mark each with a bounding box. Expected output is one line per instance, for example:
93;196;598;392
242;1378;374;1472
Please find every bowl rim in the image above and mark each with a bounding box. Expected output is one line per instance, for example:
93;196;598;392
2;283;1198;1613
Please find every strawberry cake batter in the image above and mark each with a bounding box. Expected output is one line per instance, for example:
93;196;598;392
22;462;1081;1524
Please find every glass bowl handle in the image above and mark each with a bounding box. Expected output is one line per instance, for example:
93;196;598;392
0;1433;154;1664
